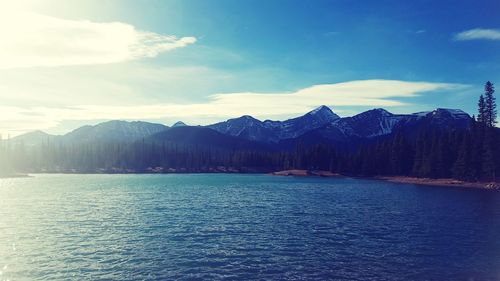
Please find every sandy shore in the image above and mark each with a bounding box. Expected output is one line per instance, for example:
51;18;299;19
272;170;340;177
376;176;500;190
271;170;499;190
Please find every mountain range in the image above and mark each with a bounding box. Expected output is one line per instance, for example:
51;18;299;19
10;106;472;150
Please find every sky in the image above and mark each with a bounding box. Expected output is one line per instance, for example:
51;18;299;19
0;0;499;136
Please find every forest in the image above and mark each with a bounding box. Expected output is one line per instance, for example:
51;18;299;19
1;82;498;182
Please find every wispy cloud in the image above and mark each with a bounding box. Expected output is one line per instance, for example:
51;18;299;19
454;28;500;41
0;12;196;68
0;80;465;136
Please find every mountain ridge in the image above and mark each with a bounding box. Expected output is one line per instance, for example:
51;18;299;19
10;106;472;148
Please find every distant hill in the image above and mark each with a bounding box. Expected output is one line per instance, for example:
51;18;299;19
148;126;273;151
7;130;57;146
171;121;187;127
64;120;169;143
12;120;169;144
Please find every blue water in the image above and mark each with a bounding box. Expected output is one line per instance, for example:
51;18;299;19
0;174;499;280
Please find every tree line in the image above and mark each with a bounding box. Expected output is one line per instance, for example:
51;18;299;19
338;81;498;181
1;82;498;182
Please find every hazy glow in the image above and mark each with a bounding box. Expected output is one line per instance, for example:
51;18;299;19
0;80;465;136
0;1;484;137
0;11;196;68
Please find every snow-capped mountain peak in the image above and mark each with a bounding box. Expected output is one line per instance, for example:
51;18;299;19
205;106;472;144
207;106;340;142
371;108;393;117
431;108;469;118
229;115;260;123
308;105;330;114
306;105;340;120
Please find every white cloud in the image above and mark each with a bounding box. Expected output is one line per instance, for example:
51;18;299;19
454;28;500;41
0;12;196;68
0;80;465;136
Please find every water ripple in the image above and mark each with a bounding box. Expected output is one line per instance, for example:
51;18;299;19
0;174;499;280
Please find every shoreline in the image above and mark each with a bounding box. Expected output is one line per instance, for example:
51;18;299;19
374;176;499;190
271;169;341;177
5;170;499;190
0;174;30;179
270;170;499;190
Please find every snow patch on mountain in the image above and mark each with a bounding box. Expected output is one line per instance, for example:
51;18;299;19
208;106;472;143
14;106;472;146
209;105;341;142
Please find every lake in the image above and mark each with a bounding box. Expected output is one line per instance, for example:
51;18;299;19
0;174;499;280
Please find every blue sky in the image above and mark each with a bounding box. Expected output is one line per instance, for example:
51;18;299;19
0;0;498;136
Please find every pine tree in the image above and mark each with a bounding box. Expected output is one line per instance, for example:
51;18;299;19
484;81;497;128
477;94;486;126
482;81;497;180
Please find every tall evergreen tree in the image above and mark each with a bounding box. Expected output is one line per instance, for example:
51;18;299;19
482;81;498;180
484;81;497;128
477;94;486;126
